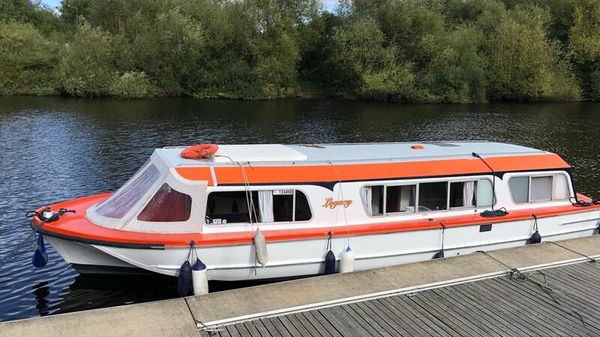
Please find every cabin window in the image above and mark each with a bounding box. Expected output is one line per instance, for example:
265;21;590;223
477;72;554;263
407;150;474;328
365;185;416;216
370;186;384;215
96;164;161;219
206;189;311;224
272;190;293;222
206;191;259;224
366;178;494;215
509;173;570;203
476;180;494;207
553;174;570;200
450;180;493;208
137;183;192;222
450;181;475;208
509;177;529;203
386;185;416;213
419;182;448;211
531;176;553;202
295;191;312;221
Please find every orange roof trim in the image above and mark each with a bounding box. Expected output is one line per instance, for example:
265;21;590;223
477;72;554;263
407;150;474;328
175;153;570;185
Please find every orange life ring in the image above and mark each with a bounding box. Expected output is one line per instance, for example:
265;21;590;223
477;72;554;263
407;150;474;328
180;144;219;159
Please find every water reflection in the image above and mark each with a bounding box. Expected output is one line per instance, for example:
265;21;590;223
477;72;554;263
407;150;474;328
32;282;50;317
0;96;599;322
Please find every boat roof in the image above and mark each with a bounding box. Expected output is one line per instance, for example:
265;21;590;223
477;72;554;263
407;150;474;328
157;142;547;167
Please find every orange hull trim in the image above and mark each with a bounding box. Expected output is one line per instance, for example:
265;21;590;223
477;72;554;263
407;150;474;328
32;193;599;249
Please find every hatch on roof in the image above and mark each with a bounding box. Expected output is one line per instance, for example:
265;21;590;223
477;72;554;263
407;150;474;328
213;144;308;163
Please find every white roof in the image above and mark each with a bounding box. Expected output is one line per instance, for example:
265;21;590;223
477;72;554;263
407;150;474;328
157;142;546;167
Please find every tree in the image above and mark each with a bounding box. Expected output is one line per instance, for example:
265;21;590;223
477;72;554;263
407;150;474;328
0;20;58;95
57;22;116;96
485;5;579;101
418;25;487;103
570;0;600;100
332;19;414;100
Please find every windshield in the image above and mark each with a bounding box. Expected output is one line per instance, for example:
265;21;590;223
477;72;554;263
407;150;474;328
95;163;161;219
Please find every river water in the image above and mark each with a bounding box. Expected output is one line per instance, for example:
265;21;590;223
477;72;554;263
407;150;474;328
0;96;599;322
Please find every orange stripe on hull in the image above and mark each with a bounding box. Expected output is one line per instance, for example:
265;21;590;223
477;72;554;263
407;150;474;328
32;193;599;248
174;153;570;184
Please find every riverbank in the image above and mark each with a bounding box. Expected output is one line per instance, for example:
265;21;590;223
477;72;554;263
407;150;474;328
3;0;600;103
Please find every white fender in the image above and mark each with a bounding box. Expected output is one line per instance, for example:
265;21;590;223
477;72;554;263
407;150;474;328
339;246;355;273
192;269;208;295
192;259;208;295
254;228;268;267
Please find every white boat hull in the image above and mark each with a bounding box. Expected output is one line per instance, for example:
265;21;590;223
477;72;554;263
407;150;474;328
48;210;600;280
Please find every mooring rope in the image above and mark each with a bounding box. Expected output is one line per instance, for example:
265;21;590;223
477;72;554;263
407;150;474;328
477;250;586;326
0;230;37;269
329;161;351;247
183;297;224;335
547;241;597;263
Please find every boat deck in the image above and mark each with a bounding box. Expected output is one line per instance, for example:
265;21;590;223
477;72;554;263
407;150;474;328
210;261;600;337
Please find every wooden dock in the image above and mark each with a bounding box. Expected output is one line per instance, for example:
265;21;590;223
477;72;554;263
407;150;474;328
208;261;600;337
3;236;600;337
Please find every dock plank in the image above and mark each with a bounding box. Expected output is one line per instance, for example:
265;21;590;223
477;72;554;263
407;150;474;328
406;292;479;337
470;279;581;337
373;297;432;337
385;295;455;337
359;299;413;337
490;276;599;335
417;289;496;337
319;306;370;336
257;318;286;337
300;311;338;337
432;287;531;337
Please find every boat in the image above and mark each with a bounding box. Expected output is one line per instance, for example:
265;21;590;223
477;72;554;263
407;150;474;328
30;142;600;281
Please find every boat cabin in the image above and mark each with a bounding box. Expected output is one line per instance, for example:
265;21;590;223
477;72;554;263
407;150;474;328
86;142;574;234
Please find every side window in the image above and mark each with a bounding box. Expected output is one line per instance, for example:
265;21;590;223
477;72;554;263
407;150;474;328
449;181;475;208
419;182;448;211
206;191;259;224
365;179;495;216
449;180;493;208
553;174;570;200
273;190;293;222
509;173;570;203
365;185;416;216
476;179;494;207
138;183;192;222
370;185;384;215
295;191;312;221
530;176;552;202
509;177;529;203
386;185;416;213
206;190;311;224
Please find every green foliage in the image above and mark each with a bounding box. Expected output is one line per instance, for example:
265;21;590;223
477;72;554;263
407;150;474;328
0;20;58;95
332;19;414;100
485;5;579;101
109;71;154;98
0;0;60;34
0;0;598;101
57;22;116;97
570;0;600;61
417;25;487;103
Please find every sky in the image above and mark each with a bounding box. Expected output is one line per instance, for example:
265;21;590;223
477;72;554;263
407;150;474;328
39;0;338;12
